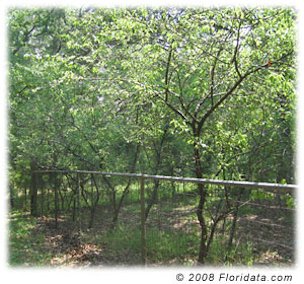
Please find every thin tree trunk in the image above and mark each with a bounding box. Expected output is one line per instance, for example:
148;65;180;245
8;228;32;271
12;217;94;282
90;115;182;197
225;188;243;261
145;179;160;221
196;184;208;264
9;185;14;209
193;143;208;264
23;187;27;210
41;183;44;215
72;182;77;222
59;186;65;211
144;124;169;220
206;218;221;253
76;173;81;232
52;173;59;228
47;187;50;212
88;174;100;229
30;160;38;217
110;144;140;229
111;181;131;227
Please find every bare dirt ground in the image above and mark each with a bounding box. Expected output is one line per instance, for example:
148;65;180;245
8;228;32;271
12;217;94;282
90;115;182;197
237;206;294;265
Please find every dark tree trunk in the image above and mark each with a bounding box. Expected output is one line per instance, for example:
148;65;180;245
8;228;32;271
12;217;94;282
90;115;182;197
225;188;244;261
145;179;160;221
30;160;38;217
145;124;169;220
23;187;27;210
206;218;221;253
196;183;208;264
111;181;131;228
51;172;59;228
72;179;77;222
193;140;208;264
59;186;65;211
9;185;14;209
110;143;140;229
88;174;100;229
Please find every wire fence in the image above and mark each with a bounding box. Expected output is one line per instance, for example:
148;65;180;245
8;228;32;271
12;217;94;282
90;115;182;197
28;169;295;266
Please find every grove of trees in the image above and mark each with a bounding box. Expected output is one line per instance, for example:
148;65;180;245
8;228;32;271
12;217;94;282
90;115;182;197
9;7;296;265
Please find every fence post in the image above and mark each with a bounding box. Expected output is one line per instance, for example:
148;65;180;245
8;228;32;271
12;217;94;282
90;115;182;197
140;174;147;265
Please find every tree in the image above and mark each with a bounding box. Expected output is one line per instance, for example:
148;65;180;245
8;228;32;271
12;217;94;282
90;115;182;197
111;8;295;263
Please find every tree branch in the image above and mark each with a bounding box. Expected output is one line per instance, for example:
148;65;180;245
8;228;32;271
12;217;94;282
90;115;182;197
232;21;242;78
154;92;191;126
165;42;174;102
193;48;223;118
197;65;263;132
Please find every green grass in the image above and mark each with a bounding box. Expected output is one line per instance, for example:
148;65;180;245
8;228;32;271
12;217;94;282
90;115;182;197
93;224;254;266
98;225;198;265
8;182;270;266
9;207;256;266
207;237;254;265
146;229;198;264
9;210;52;266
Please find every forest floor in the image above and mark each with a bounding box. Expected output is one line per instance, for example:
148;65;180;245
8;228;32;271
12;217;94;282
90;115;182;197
9;200;295;267
237;206;294;265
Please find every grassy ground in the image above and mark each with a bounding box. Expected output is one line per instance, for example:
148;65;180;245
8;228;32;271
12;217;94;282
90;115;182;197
9;211;53;266
8;183;294;267
8;211;254;267
8;205;294;267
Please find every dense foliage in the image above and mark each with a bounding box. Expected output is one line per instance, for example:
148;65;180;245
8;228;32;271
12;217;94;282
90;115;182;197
9;8;296;179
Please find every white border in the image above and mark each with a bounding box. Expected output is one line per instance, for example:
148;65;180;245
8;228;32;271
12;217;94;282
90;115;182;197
1;0;302;283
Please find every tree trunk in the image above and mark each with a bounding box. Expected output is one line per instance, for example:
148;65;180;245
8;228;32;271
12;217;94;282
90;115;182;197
23;187;27;210
193;143;208;264
225;188;243;261
197;183;208;264
9;185;14;209
206;217;221;253
30;160;38;217
144;125;168;220
52;172;59;228
111;181;131;228
88;174;100;229
110;143;140;229
145;179;159;221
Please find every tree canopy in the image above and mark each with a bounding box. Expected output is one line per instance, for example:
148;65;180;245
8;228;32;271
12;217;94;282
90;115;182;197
9;7;296;181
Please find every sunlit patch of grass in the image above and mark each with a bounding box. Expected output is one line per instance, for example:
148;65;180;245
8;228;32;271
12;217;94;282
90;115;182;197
96;225;198;265
9;210;52;266
146;229;198;265
207;237;254;266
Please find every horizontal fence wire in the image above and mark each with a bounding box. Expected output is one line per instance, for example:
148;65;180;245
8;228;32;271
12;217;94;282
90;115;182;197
33;169;297;191
235;200;295;211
